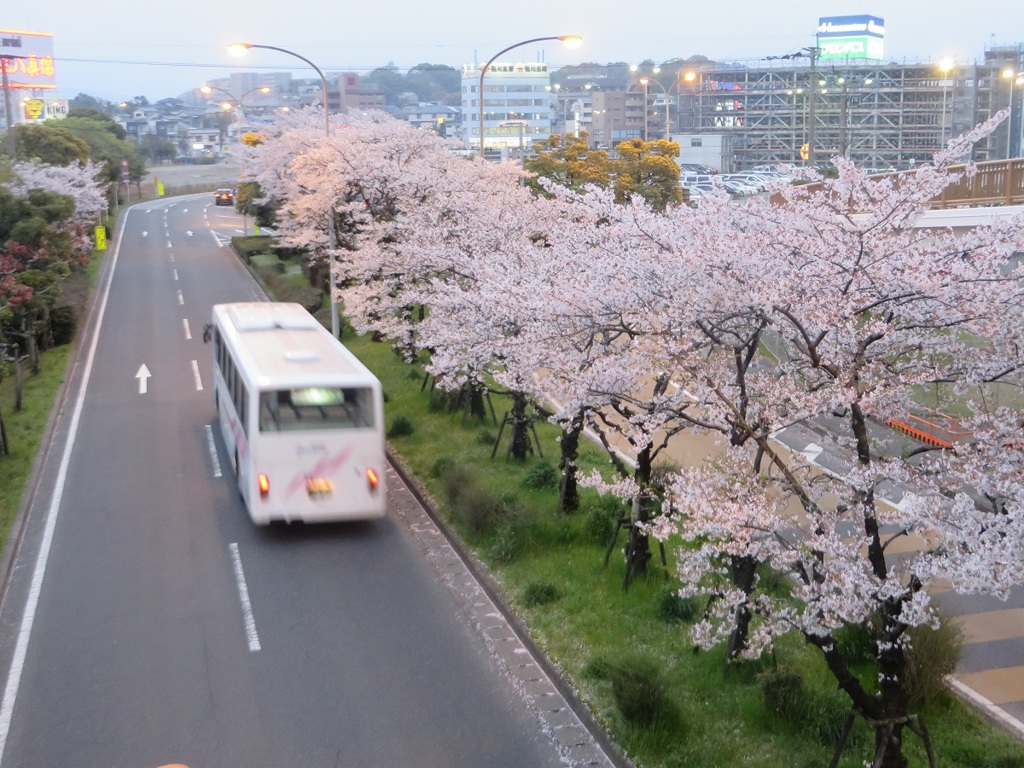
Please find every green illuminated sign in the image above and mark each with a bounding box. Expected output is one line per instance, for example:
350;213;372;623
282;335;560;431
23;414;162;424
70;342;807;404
818;36;884;61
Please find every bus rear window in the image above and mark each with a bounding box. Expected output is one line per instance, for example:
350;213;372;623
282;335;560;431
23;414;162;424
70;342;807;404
259;387;375;432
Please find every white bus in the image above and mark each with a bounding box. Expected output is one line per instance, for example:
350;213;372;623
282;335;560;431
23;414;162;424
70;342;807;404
208;302;387;524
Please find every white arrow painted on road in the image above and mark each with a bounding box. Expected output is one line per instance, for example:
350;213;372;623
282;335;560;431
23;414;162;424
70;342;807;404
142;231;148;237
186;230;193;236
135;364;151;394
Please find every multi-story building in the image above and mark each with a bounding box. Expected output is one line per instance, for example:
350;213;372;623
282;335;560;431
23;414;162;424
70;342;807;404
334;73;386;113
461;61;552;156
588;90;647;147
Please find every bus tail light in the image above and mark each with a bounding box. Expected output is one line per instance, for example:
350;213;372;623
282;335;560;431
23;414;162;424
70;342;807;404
366;467;380;492
257;472;270;499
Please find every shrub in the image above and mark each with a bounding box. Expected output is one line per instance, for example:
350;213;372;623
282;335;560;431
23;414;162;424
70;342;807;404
585;497;621;545
803;690;852;745
440;465;475;508
760;669;806;721
904;617;964;707
476;427;496;446
582;654;616;681
523;460;558;489
656;586;699;623
609;654;674;727
426;392;447;413
488;525;520;563
441;467;516;537
387;414;415;438
49;306;77;346
521;580;561;607
429;456;455;479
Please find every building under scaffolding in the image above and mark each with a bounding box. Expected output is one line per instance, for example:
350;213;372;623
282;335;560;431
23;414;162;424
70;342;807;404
682;46;1022;170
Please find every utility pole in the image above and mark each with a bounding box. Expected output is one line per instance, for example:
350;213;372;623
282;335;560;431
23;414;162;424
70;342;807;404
1;56;16;160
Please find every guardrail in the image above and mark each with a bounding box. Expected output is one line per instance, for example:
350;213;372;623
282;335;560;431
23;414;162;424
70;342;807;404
772;158;1024;209
886;412;973;449
928;158;1024;208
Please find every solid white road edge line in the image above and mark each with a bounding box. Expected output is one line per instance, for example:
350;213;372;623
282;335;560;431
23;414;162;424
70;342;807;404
0;197;129;765
228;543;261;652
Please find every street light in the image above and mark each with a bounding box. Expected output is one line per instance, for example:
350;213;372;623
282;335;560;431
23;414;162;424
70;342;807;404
478;35;581;160
229;43;330;140
937;58;954;146
638;74;670;140
682;70;699;131
229;42;340;337
199;84;271;153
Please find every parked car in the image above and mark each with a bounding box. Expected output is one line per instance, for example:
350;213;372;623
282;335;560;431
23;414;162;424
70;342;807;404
214;188;235;206
722;173;780;192
719;179;760;196
679;163;718;175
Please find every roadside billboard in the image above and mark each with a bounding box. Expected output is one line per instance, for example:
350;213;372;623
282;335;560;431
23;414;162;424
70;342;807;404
817;15;885;61
0;28;57;90
46;98;68;118
19;97;67;121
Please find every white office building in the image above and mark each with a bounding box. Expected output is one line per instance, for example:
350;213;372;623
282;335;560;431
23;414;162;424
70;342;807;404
461;61;552;157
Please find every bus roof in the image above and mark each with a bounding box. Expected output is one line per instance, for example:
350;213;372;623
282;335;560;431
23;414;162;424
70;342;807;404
213;302;379;390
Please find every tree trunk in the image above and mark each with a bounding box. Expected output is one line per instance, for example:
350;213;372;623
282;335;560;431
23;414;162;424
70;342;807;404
873;600;911;768
557;412;584;513
625;444;654;583
726;554;758;660
468;383;488;424
850;402;872;466
14;355;23;413
509;391;530;461
40;306;53;351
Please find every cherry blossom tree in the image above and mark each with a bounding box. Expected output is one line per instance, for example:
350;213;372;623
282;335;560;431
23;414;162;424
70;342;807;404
625;117;1024;767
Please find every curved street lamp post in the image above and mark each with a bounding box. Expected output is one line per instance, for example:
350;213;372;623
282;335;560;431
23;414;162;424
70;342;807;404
478;35;581;160
937;59;954;146
638;74;672;140
229;42;340;337
199;84;271;156
1003;68;1024;159
199;84;271;235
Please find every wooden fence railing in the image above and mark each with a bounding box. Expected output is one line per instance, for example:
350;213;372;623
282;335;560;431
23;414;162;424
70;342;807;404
773;158;1024;209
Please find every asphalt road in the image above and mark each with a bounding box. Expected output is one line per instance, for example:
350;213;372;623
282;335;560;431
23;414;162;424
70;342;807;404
0;195;614;768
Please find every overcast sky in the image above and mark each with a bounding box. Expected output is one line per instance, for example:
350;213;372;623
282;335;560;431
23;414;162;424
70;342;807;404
5;0;1023;103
